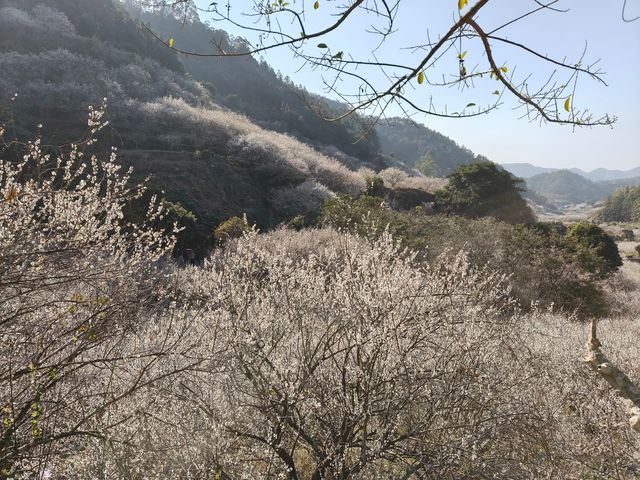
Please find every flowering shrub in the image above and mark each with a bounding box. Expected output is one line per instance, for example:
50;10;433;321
0;104;181;478
378;167;408;187
53;227;638;479
1;109;638;478
270;179;335;220
396;174;448;193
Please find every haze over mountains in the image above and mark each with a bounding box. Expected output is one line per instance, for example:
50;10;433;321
522;170;640;207
502;163;640;181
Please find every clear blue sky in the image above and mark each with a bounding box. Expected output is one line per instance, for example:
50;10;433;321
194;0;640;171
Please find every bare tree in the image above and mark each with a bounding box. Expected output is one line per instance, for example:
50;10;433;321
142;0;619;128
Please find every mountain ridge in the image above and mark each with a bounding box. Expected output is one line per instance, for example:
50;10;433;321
525;169;640;207
503;162;640;181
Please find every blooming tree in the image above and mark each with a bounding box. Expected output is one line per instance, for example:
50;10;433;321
0;102;196;478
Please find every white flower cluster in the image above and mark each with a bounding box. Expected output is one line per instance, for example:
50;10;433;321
1;110;638;478
0;105;177;478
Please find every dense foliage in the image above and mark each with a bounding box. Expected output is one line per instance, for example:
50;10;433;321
598;186;640;223
435;162;535;224
319;195;620;318
566;222;623;274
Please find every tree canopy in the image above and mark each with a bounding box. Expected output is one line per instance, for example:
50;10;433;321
566;221;623;274
435;161;534;223
598;186;640;223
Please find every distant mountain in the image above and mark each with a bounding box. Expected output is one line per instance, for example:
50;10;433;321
569;167;640;182
526;170;607;206
526;170;640;207
599;175;640;191
501;163;558;179
503;162;640;181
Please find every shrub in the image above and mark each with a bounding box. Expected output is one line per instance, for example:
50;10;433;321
566;222;623;275
378;167;408;187
436;161;535;224
270;179;335;220
364;174;385;196
598;186;640;223
620;228;635;241
213;215;251;244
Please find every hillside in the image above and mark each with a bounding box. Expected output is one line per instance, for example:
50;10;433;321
526;170;608;206
574;166;640;181
122;1;486;176
121;0;385;170
0;0;366;252
375;118;481;175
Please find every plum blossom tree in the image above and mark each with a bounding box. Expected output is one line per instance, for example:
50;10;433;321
0;101;199;478
1;101;638;478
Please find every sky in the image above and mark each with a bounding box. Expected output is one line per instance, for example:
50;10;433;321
193;0;640;171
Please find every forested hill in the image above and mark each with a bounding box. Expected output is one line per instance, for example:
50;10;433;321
0;0;368;253
375;118;481;175
0;0;181;72
525;169;640;206
121;0;385;169
122;0;483;175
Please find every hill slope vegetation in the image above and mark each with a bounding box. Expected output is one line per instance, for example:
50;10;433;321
0;0;368;250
